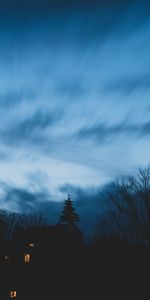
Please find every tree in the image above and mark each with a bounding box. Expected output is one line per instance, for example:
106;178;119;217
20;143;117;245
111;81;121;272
0;210;19;242
59;194;79;223
18;213;48;229
96;165;150;245
58;195;83;243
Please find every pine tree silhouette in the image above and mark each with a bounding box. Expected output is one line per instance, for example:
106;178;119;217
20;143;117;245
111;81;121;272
59;194;79;223
58;194;83;243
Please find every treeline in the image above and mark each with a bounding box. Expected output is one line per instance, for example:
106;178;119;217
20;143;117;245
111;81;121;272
0;167;150;299
1;165;150;246
0;210;48;242
95;165;150;246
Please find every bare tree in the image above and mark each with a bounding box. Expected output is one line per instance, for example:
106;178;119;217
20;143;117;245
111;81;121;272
97;165;150;245
127;165;150;243
0;210;19;242
18;213;48;229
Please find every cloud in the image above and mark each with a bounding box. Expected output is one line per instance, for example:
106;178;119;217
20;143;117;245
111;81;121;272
77;121;150;144
2;0;149;16
12;110;58;135
104;74;150;95
0;0;149;38
1;185;63;224
0;90;36;109
0;176;58;216
141;122;150;136
0;109;62;151
54;79;88;99
3;188;39;213
0;0;132;14
0;0;150;192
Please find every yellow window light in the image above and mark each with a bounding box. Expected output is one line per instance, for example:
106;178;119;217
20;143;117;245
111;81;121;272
24;253;31;263
10;290;17;298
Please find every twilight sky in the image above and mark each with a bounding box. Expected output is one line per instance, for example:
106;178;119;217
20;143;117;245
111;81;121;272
0;0;150;213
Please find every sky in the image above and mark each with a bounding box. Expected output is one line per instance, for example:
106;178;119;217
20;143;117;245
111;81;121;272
0;0;150;216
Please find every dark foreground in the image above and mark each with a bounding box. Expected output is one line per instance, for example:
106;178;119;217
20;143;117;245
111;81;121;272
0;228;150;300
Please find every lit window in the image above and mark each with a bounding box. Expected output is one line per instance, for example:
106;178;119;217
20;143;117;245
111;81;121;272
10;290;17;298
24;253;31;263
29;242;34;248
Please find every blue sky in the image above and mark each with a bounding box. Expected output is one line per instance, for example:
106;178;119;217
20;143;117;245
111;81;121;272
0;0;150;212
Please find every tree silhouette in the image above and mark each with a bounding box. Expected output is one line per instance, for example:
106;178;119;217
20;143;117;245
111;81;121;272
58;194;83;243
0;210;19;242
96;165;150;245
59;194;79;223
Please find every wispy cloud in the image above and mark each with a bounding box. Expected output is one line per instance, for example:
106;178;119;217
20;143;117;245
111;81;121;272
77;121;150;144
0;90;36;109
104;74;150;95
0;0;150;200
0;109;62;150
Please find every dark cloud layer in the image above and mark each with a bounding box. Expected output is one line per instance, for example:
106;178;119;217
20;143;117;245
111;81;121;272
105;74;150;95
0;110;61;150
0;180;61;223
0;90;36;109
11;110;59;136
77;121;150;144
0;0;149;32
0;0;133;14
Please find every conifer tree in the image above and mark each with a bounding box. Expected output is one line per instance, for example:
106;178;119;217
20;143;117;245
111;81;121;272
59;194;79;223
58;195;83;243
